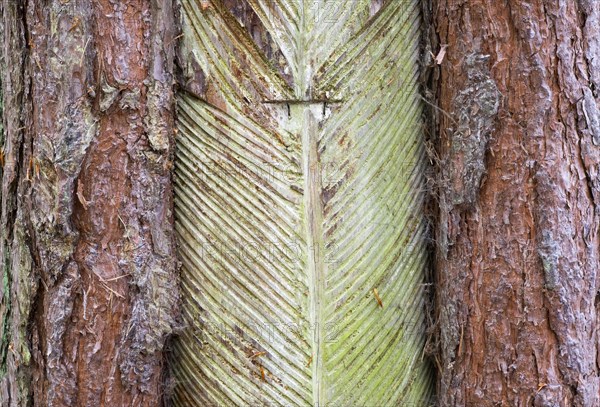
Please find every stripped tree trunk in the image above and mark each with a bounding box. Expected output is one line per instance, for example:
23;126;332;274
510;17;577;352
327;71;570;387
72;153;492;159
171;1;434;406
0;1;179;405
432;0;600;405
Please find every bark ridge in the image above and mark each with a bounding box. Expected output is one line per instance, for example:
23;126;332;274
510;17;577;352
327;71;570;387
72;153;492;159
0;1;180;405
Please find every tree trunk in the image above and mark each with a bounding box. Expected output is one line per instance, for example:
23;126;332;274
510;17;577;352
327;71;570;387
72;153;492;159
10;0;598;405
171;0;434;405
433;1;600;406
0;1;180;405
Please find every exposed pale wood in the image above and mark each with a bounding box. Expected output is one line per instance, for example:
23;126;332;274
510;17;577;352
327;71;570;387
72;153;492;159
173;1;434;405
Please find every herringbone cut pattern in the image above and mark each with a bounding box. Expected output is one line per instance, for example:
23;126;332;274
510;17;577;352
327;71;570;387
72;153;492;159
173;0;433;405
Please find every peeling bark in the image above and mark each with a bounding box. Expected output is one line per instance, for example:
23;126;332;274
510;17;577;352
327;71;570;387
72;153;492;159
0;1;180;406
434;1;600;406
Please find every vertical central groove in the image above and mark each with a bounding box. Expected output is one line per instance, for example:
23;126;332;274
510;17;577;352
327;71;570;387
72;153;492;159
300;105;325;407
293;2;325;405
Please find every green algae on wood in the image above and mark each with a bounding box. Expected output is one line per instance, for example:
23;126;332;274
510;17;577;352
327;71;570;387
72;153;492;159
173;1;434;405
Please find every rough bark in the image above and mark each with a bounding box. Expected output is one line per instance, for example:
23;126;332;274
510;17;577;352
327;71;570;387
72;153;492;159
0;1;180;406
433;1;600;406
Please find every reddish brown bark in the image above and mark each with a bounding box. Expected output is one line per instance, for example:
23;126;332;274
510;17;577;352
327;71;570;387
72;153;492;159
0;1;179;406
433;1;600;406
